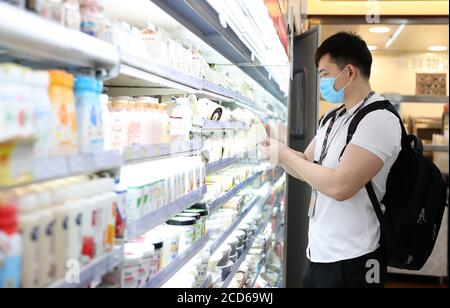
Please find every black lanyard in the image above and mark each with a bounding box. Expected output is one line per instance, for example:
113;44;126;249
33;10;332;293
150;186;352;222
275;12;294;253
316;92;376;165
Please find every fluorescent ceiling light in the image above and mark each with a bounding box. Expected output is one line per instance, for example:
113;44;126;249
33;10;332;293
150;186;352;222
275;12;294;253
428;45;448;52
368;45;378;51
385;24;406;48
369;26;391;33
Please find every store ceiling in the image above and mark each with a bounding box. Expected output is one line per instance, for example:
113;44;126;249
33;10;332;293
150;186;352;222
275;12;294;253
321;24;449;53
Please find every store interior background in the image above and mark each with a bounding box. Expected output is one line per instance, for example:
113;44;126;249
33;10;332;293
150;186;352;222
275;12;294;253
299;0;449;288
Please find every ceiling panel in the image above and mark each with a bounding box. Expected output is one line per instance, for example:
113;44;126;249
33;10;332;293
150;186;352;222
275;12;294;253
321;24;449;52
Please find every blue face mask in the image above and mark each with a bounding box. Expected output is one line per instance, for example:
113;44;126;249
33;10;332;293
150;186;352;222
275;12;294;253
320;67;352;104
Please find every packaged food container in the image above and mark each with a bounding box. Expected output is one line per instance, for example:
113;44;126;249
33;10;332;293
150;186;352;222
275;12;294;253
225;236;239;256
166;216;196;253
183;208;208;237
217;261;234;281
149;238;163;277
232;230;245;247
236;245;244;256
208;250;222;273
217;243;231;266
176;212;201;240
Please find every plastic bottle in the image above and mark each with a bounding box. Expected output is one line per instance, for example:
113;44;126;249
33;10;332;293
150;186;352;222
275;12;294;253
31;71;53;158
120;174;136;223
79;179;96;264
140;242;154;285
0;205;21;288
148;237;163;277
102;178;117;253
122;246;142;288
75;76;102;153
79;0;104;38
0;63;33;142
30;185;55;287
45;0;63;23
135;97;158;145
135;97;149;146
17;193;40;288
159;103;171;144
49;180;71;279
126;239;153;287
62;0;80;30
25;0;42;12
95;80;105;151
127;98;142;146
0;64;19;142
121;167;143;223
113;178;127;244
88;178;112;257
151;102;162;145
48;70;78;156
66;183;85;265
110;97;130;150
74;76;95;153
158;226;180;269
171;98;193;143
100;94;112;151
20;67;35;139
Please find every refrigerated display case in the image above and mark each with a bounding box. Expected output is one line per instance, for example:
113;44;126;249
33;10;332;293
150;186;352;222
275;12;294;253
0;0;288;288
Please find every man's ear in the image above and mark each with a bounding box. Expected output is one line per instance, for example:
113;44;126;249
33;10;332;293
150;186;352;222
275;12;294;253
347;64;355;78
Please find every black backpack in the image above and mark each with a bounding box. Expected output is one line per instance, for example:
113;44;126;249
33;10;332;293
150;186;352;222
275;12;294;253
321;100;448;270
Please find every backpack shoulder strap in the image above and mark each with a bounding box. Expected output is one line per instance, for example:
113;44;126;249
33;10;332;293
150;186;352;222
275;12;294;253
319;105;346;129
338;100;413;160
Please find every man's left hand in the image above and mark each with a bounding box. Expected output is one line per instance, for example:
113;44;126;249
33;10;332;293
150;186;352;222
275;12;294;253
258;137;288;166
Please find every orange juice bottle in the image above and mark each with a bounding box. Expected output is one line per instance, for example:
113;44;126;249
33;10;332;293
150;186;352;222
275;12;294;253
48;71;78;156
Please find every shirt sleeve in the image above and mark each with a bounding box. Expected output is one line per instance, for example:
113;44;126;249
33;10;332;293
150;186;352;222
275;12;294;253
349;110;402;163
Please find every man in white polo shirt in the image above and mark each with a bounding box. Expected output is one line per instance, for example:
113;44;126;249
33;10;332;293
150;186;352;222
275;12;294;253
261;32;402;288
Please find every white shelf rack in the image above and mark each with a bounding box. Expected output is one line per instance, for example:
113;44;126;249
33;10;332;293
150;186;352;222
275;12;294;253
0;151;122;191
209;194;269;255
126;186;207;240
48;247;122;289
207;172;262;213
144;234;210;288
123;139;202;164
221;215;271;288
0;3;118;74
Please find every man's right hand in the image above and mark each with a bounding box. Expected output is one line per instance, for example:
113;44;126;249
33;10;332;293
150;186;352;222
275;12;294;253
264;123;288;145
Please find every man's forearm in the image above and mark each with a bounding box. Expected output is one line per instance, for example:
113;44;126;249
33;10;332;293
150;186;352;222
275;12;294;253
280;148;342;198
279;148;306;181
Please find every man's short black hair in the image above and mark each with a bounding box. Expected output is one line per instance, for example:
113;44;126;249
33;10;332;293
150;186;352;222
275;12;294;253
315;32;373;79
